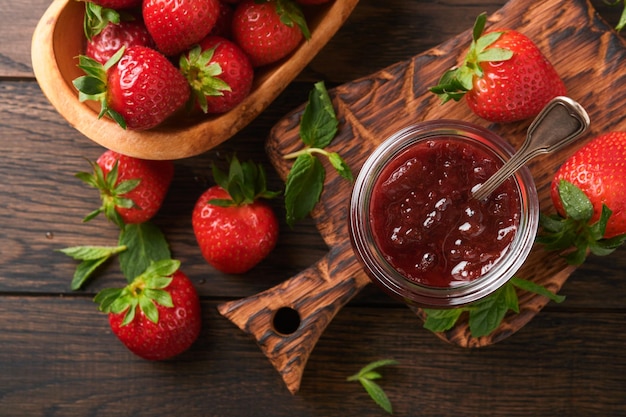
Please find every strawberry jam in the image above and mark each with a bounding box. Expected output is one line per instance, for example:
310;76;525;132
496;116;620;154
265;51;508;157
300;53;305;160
349;121;539;307
369;137;520;288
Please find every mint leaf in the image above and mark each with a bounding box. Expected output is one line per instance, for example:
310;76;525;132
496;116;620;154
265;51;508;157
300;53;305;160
118;222;171;282
424;277;565;338
284;153;325;228
347;359;398;414
300;81;338;148
58;245;127;290
510;277;565;303
422;308;463;333
468;282;517;337
283;82;352;227
328;152;353;182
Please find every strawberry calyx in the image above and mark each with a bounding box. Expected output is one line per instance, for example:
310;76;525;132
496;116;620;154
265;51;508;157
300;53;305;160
73;46;128;129
261;0;311;40
75;157;140;229
537;180;626;265
94;259;179;326
209;155;281;207
429;12;513;103
83;1;121;40
179;44;232;114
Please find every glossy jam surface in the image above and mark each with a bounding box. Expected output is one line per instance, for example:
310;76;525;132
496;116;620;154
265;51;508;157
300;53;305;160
370;137;521;288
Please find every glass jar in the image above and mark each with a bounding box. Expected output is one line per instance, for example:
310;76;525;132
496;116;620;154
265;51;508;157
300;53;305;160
348;120;539;308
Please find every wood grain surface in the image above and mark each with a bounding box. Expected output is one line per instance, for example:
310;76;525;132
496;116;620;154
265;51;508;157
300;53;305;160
2;0;626;416
220;0;626;394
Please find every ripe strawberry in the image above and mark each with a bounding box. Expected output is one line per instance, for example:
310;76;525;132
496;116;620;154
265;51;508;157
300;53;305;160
142;0;221;56
232;0;311;67
430;13;566;123
77;149;174;228
538;132;626;264
179;35;254;114
95;260;202;361
209;1;235;38
86;18;154;65
73;46;190;130
192;156;280;274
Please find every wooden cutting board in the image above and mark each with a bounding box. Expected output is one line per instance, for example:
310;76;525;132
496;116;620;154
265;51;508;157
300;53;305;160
219;0;626;394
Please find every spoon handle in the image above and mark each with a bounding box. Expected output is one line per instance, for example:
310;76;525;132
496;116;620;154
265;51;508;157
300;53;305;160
472;96;590;201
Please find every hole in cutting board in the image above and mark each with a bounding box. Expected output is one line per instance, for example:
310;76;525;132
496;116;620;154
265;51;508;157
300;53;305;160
272;307;301;335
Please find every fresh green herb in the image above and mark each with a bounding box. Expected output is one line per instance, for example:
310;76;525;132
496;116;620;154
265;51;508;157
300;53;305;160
537;180;626;265
423;277;565;338
118;222;172;283
283;81;353;227
347;359;398;414
58;245;127;290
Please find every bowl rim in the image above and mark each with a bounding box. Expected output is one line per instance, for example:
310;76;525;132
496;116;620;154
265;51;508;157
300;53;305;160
31;0;360;160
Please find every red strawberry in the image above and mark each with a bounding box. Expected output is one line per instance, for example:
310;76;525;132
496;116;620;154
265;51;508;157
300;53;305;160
538;132;626;264
86;19;154;64
142;0;221;56
192;156;280;274
95;260;202;361
231;0;310;67
430;13;566;123
179;35;254;114
209;1;235;38
77;149;174;228
73;46;190;130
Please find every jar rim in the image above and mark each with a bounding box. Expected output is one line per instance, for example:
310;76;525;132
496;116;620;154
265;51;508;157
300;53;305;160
349;120;540;308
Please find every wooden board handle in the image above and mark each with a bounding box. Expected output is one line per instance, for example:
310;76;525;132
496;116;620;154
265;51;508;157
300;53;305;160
218;244;369;394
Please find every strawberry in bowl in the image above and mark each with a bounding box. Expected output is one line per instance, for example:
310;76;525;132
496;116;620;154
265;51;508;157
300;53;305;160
31;0;360;160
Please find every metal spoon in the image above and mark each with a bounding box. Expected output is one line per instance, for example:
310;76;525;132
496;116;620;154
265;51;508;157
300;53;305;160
472;96;590;201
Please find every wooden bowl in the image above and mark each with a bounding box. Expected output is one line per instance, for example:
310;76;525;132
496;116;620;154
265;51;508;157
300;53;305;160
31;0;359;160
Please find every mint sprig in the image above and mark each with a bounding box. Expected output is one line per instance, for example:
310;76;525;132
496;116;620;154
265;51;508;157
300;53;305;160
423;277;565;338
283;81;353;227
347;359;398;414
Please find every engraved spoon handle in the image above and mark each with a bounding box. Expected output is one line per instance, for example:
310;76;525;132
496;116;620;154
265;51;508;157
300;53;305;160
472;96;590;201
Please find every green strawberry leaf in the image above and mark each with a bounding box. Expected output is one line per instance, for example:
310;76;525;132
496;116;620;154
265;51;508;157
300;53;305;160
558;180;594;222
276;0;311;40
284;153;325;228
95;259;180;325
347;359;398;414
118;222;171;283
210;155;280;207
58;245;127;290
76;158;140;229
538;180;626;265
83;1;120;40
429;12;512;103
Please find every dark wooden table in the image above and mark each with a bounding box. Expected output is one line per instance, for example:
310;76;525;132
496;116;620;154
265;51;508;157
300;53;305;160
3;0;626;416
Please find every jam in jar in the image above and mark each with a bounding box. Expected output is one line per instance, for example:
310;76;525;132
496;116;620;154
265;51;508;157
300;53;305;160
349;120;539;308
